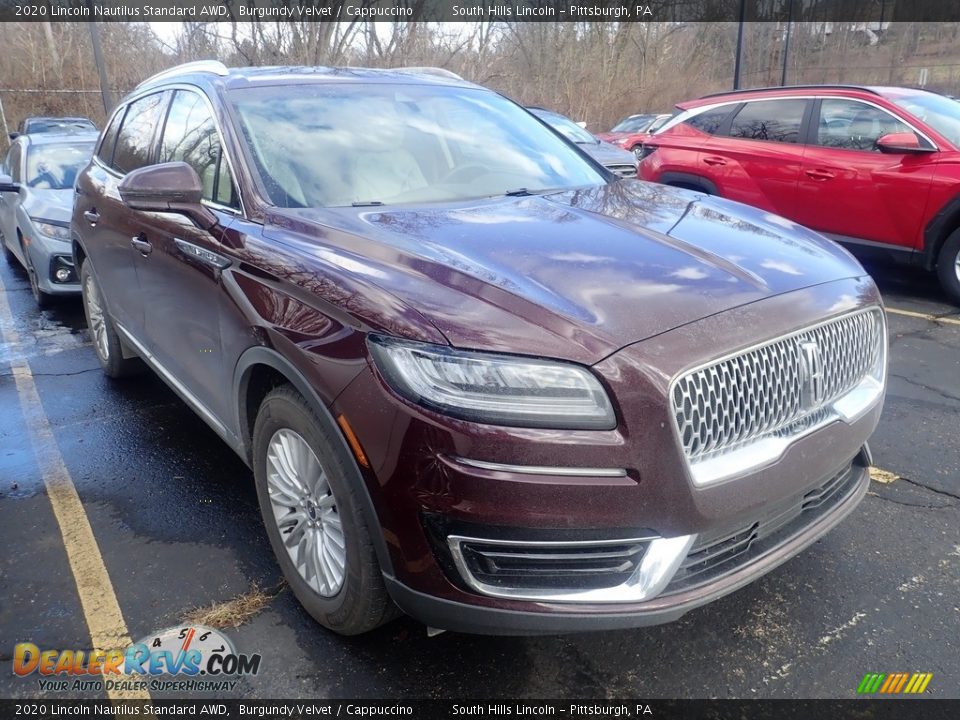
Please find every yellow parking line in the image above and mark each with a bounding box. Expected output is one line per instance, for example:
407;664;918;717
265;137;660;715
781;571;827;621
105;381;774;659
886;307;960;326
0;273;149;701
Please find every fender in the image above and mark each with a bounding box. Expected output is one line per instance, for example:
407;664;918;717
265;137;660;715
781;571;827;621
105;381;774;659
921;194;960;270
658;171;719;196
233;345;395;576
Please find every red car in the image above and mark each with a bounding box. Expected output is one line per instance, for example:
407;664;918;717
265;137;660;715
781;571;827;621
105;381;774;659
597;113;672;159
639;85;960;302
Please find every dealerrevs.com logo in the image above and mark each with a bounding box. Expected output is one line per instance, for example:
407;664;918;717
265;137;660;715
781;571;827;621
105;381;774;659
13;625;261;693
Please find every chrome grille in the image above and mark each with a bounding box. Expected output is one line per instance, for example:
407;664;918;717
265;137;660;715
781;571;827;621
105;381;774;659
606;163;638;178
672;308;884;462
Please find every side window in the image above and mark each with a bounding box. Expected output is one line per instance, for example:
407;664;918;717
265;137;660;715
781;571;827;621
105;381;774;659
686;105;735;135
729;99;807;143
97;106;126;167
816;99;915;152
160;90;238;208
113;92;168;174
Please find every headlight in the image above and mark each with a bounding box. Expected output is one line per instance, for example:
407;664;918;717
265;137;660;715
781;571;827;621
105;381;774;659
32;220;70;242
367;335;616;430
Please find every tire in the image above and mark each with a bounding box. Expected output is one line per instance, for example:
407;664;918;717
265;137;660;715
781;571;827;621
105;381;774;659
252;386;396;635
935;228;960;305
80;261;142;378
1;235;14;265
23;243;52;309
631;144;643;160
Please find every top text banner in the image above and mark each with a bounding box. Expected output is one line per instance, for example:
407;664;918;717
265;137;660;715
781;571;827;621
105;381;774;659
2;0;959;23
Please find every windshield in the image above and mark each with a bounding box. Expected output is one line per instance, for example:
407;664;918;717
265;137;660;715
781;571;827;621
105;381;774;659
647;115;671;133
229;84;605;209
888;91;960;147
531;109;597;144
25;118;96;134
611;115;656;133
25;142;94;190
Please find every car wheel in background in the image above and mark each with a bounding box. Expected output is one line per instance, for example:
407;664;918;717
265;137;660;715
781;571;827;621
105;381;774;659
80;262;142;378
631;145;644;160
936;228;960;305
22;242;51;309
252;386;396;635
1;234;14;265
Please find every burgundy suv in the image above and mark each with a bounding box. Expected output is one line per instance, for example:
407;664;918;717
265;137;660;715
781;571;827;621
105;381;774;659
639;85;960;303
72;63;886;635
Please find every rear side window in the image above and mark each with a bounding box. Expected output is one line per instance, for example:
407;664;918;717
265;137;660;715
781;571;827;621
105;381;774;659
686;106;735;135
816;99;915;152
729;99;807;143
97;106;126;167
113;92;167;174
160;90;238;208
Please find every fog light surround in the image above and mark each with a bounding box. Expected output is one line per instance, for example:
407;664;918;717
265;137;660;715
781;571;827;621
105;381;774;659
50;256;77;284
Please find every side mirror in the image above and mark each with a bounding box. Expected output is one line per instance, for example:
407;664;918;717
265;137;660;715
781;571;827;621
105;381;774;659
0;173;18;193
876;132;934;154
8;132;19;141
118;162;217;230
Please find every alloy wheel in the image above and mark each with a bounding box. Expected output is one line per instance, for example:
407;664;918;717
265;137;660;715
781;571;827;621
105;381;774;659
83;274;110;361
266;428;346;597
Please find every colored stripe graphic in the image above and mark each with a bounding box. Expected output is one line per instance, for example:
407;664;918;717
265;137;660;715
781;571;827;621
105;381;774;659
858;673;932;694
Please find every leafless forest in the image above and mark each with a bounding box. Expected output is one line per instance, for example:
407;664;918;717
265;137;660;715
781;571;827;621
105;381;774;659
2;20;960;139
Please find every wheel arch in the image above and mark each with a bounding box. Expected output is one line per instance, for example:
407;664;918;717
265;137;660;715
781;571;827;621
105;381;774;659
233;346;396;577
659;171;718;196
922;193;960;271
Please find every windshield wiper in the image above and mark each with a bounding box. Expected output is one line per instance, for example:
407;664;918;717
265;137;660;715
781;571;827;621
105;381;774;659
351;200;384;207
504;188;533;197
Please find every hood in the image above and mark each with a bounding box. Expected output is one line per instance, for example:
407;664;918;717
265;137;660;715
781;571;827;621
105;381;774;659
580;140;637;168
264;181;866;365
22;188;73;224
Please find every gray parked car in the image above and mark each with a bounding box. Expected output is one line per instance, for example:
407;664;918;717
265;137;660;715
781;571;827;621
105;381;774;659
528;107;638;178
0;132;97;307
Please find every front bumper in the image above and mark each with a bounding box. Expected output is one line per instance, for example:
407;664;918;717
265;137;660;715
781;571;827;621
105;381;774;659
330;277;884;633
385;456;869;635
26;234;79;294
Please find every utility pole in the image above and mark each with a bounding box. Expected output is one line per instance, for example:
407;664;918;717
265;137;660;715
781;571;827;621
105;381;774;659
733;0;746;89
781;0;794;86
88;21;113;114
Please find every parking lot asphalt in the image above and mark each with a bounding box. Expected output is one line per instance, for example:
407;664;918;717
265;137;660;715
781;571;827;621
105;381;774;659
0;255;957;700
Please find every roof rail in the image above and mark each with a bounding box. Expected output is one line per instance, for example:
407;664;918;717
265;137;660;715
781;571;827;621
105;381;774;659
391;66;463;81
137;60;230;89
699;84;880;99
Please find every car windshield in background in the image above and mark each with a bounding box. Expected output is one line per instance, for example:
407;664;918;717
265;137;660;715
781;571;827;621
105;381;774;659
25;142;94;190
531;109;597;144
888;91;960;147
611;114;656;133
25;119;96;134
229;84;606;208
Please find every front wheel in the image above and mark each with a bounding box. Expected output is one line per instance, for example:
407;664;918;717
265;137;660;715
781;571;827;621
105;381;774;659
936;228;960;305
252;386;396;635
80;262;142;378
23;244;52;309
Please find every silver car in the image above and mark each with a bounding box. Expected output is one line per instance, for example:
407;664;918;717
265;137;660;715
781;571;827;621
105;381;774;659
0;132;97;307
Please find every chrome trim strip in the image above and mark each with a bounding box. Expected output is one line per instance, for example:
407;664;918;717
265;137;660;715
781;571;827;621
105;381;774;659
447;533;696;604
450;456;627;478
115;322;230;441
659;95;939;150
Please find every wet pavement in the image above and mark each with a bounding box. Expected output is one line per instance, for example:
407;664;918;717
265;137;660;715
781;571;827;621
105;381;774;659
0;255;958;700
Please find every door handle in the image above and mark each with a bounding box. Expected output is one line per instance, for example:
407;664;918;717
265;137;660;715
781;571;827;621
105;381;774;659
805;168;835;181
131;236;152;256
83;209;100;225
702;156;727;166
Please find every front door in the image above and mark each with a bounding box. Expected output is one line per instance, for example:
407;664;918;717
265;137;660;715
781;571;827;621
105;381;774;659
792;98;938;250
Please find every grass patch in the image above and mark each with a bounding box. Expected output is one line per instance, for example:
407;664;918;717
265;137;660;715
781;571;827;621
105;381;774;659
182;583;283;630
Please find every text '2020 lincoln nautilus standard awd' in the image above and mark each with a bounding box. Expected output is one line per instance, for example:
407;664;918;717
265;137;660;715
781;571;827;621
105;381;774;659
72;62;887;635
